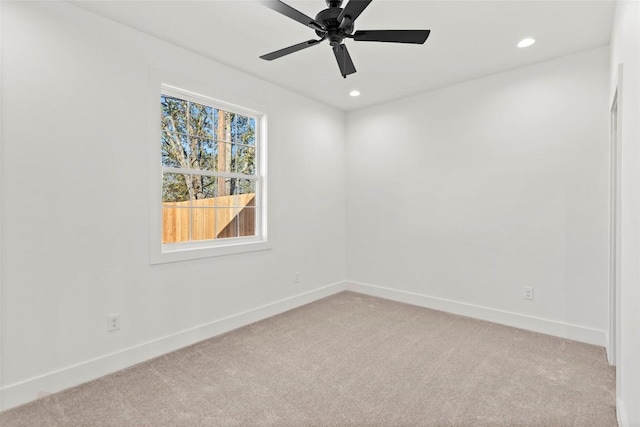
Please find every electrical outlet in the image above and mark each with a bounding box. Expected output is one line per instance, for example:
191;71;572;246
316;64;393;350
523;287;534;300
294;272;300;284
107;314;121;332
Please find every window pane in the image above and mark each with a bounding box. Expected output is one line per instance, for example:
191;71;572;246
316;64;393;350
188;174;214;201
215;141;232;173
238;182;256;237
246;118;256;146
227;178;239;198
162;173;191;203
230;113;238;143
162;207;191;243
161;132;181;168
202;175;217;199
162;132;190;167
216;207;239;239
237;182;255;230
215;110;232;143
191;208;217;241
161;95;187;134
189;102;213;138
238;207;256;237
238;179;256;196
189;137;215;171
216;179;246;208
234;115;255;145
236;146;256;175
230;144;239;173
162;173;192;243
213;177;232;199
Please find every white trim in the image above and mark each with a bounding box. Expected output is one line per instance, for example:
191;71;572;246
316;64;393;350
617;397;629;427
162;84;262;121
607;63;623;367
0;281;348;411
607;86;616;364
158;239;272;263
162;167;257;180
346;281;607;346
0;0;4;413
150;69;269;265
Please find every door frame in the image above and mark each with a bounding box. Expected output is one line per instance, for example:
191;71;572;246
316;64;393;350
608;64;622;367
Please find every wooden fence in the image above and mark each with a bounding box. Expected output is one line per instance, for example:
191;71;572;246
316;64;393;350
162;194;255;243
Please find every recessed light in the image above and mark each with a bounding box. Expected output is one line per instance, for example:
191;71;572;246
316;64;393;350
349;90;361;97
517;38;536;48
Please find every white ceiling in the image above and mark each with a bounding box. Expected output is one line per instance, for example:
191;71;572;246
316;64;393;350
72;0;615;111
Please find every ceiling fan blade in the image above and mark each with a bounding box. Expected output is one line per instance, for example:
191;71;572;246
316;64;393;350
261;0;325;32
338;0;373;23
333;44;357;78
353;30;431;44
260;39;323;61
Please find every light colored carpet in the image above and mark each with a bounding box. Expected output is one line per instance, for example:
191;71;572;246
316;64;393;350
1;291;616;426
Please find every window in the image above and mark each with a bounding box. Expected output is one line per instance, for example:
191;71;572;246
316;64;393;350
152;84;267;263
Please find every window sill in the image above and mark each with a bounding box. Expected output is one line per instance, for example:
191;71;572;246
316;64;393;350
150;239;271;265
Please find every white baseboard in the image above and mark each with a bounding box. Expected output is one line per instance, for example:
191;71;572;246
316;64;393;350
346;281;607;347
617;397;630;427
0;281;347;412
0;280;610;412
606;341;614;366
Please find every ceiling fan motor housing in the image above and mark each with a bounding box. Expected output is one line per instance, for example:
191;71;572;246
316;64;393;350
315;7;354;45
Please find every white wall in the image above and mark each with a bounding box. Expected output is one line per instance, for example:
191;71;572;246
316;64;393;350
346;47;611;345
0;1;346;410
609;2;640;426
0;0;622;415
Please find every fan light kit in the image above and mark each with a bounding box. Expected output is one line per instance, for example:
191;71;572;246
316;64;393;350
260;0;431;78
517;38;536;48
349;90;361;97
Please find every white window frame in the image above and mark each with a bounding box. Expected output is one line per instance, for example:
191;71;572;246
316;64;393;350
150;82;269;264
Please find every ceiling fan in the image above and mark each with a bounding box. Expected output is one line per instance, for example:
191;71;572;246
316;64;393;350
260;0;431;78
